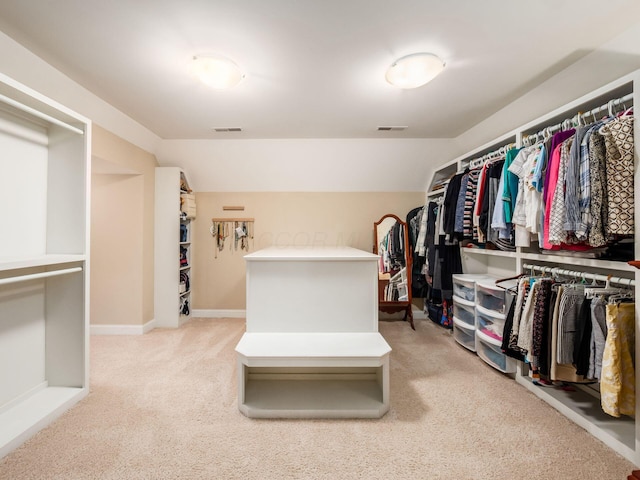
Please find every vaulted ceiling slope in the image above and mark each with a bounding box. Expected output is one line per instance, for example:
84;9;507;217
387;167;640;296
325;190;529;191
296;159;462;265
1;0;640;141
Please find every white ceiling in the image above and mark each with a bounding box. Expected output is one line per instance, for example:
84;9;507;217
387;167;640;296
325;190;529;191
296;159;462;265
0;0;639;141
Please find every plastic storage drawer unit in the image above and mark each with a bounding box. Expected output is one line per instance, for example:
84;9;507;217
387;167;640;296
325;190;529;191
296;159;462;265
453;317;476;352
475;304;506;342
452;274;493;302
475;279;517;315
475;330;516;373
452;296;475;328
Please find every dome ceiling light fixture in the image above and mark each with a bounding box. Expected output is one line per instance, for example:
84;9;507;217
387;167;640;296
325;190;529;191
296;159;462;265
191;54;245;89
385;52;445;89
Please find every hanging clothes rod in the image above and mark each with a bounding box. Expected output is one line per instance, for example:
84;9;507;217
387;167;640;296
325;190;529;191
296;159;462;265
522;263;635;287
582;92;633;119
523;92;633;144
0;93;85;135
0;266;83;287
465;142;517;170
211;217;254;222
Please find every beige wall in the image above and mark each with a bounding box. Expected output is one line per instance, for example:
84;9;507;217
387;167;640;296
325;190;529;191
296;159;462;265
192;191;425;311
90;124;158;326
91;174;144;325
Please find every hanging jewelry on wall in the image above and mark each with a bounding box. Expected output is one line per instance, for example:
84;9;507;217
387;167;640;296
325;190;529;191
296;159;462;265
211;217;255;258
233;220;254;251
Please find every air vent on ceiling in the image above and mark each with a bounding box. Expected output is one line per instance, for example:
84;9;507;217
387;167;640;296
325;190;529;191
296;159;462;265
377;126;408;131
213;127;242;132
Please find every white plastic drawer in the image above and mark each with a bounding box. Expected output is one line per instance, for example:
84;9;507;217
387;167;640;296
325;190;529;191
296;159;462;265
475;304;505;342
476;279;517;315
476;331;515;373
452;274;492;302
452;297;475;328
453;318;476;352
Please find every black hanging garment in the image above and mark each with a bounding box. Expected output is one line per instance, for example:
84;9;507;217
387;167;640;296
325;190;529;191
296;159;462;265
406;206;428;298
424;198;463;328
442;172;464;237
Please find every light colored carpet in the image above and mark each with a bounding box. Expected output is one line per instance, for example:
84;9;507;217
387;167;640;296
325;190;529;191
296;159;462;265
0;317;635;479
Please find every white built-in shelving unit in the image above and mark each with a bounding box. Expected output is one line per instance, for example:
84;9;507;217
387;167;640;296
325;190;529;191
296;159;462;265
154;167;194;328
426;70;640;464
0;73;90;458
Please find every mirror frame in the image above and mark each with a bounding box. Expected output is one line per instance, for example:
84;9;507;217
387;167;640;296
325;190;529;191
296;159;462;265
373;214;414;329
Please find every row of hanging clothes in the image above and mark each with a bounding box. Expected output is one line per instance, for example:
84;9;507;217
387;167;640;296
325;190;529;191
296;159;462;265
435;143;515;251
406;206;429;300
441;93;634;260
500;264;635;418
413;196;463;328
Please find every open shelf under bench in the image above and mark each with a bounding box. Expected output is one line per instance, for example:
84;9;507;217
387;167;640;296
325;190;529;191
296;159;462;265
236;332;391;419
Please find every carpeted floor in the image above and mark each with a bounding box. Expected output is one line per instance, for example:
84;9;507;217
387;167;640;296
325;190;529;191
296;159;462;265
0;317;635;479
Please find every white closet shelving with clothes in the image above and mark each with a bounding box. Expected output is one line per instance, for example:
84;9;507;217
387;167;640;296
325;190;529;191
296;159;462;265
0;73;90;458
154;167;194;328
425;70;640;464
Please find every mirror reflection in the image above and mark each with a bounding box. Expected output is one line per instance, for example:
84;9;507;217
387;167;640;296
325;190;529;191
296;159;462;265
374;214;414;329
376;216;406;280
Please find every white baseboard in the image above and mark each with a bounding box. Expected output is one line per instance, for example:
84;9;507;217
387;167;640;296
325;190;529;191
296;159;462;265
88;309;422;333
90;318;156;335
191;309;246;318
191;309;424;321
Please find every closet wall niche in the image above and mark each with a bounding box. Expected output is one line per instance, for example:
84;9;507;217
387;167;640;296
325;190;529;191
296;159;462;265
425;70;639;465
374;214;414;329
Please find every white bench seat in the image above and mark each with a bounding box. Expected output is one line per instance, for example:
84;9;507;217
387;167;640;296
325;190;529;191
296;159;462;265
236;332;391;418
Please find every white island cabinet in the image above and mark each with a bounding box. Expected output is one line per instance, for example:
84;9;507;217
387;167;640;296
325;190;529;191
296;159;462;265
236;246;391;418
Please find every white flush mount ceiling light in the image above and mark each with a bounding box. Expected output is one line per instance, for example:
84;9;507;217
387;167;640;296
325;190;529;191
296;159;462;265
191;54;245;89
385;53;445;89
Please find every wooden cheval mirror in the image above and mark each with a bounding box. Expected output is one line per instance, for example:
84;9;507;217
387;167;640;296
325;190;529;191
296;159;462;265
373;214;414;330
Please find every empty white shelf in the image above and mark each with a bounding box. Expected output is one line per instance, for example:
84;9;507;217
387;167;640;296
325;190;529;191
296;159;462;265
0;387;86;458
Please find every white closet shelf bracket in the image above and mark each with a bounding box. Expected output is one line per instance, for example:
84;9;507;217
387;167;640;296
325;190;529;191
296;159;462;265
0;93;84;135
0;267;83;286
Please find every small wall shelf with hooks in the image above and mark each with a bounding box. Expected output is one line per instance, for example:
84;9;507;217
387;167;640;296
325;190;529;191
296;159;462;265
210;218;255;257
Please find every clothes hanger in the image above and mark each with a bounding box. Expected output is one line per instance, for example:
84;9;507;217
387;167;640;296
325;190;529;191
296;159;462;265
583;275;624;298
495;273;525;284
607;290;634;304
572;113;581;127
527;132;541;147
621;104;634;117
